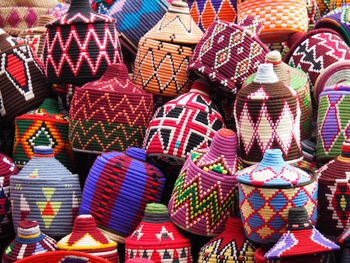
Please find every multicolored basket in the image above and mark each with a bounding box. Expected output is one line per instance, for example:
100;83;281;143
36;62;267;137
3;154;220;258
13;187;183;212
307;0;321;31
316;139;350;238
2;220;57;263
125;203;192;263
133;1;203;97
235;149;318;244
313;60;350;102
198;217;257;263
237;0;308;43
339;227;350;263
317;0;350;16
0;29;49;120
143;80;225;166
79;147;165;243
264;207;339;263
0;0;57;36
108;0;169;53
13;98;73;170
91;0;118;14
10;146;81;238
69;63;153;154
18;15;54;62
186;0;237;31
187;16;268;94
58;215;119;262
49;2;69;18
15;251;110;263
42;0;122;85
234;63;302;165
284;28;350;90
168;128;239;236
316;83;350;163
0;154;18;239
243;51;312;140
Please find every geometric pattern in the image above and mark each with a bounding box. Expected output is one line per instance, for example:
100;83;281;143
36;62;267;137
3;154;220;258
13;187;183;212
317;91;350;161
199;236;256;263
188;18;268;93
286;31;350;88
238;181;318;244
234;83;302;164
169;165;237;236
91;0;117;14
43;13;122;85
133;37;193;97
237;0;308;43
126;247;191;263
143;84;224;164
187;0;237;31
36;188;62;230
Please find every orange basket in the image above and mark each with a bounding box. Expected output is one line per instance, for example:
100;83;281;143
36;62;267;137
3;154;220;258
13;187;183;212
237;0;308;43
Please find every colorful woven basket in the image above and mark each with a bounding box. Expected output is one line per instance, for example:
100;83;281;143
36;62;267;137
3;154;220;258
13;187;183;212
235;149;318;244
91;0;118;14
125;203;192;263
58;215;119;262
187;16;268;94
316;83;350;163
186;0;237;31
42;0;122;85
198;217;257;263
0;29;49;120
13;98;73;170
313;60;350;102
316;139;350;238
18;15;55;62
317;0;350;16
243;51;312;140
264;207;339;263
15;251;110;263
0;0;57;36
49;2;69;18
133;1;203;97
307;0;321;31
79;147;165;243
234;63;302;165
339;227;350;263
168;128;239;236
143;80;225;166
237;0;308;43
0;154;18;239
108;0;169;53
69;63;153;154
2;220;57;263
284;28;350;91
10;146;81;238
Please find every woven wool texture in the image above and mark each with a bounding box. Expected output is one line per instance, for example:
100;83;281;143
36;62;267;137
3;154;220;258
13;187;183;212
198;217;257;263
2;220;57;263
42;0;122;86
237;0;308;43
284;28;350;90
186;0;237;31
108;0;169;53
234;64;302;165
264;207;339;262
10;146;81;238
0;154;18;239
79;148;165;243
243;51;312;140
57;215;119;262
143;80;225;166
235;149;318;244
316;139;350;238
307;0;321;31
69;63;153;154
91;0;118;14
188;16;269;93
317;0;350;16
168;129;239;236
13;98;73;170
18;15;54;61
0;29;49;120
125;203;192;263
133;1;203;97
339;227;350;263
316;82;350;163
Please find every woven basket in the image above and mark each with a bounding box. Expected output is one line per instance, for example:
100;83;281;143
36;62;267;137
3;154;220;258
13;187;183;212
237;0;308;43
235;149;318;244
